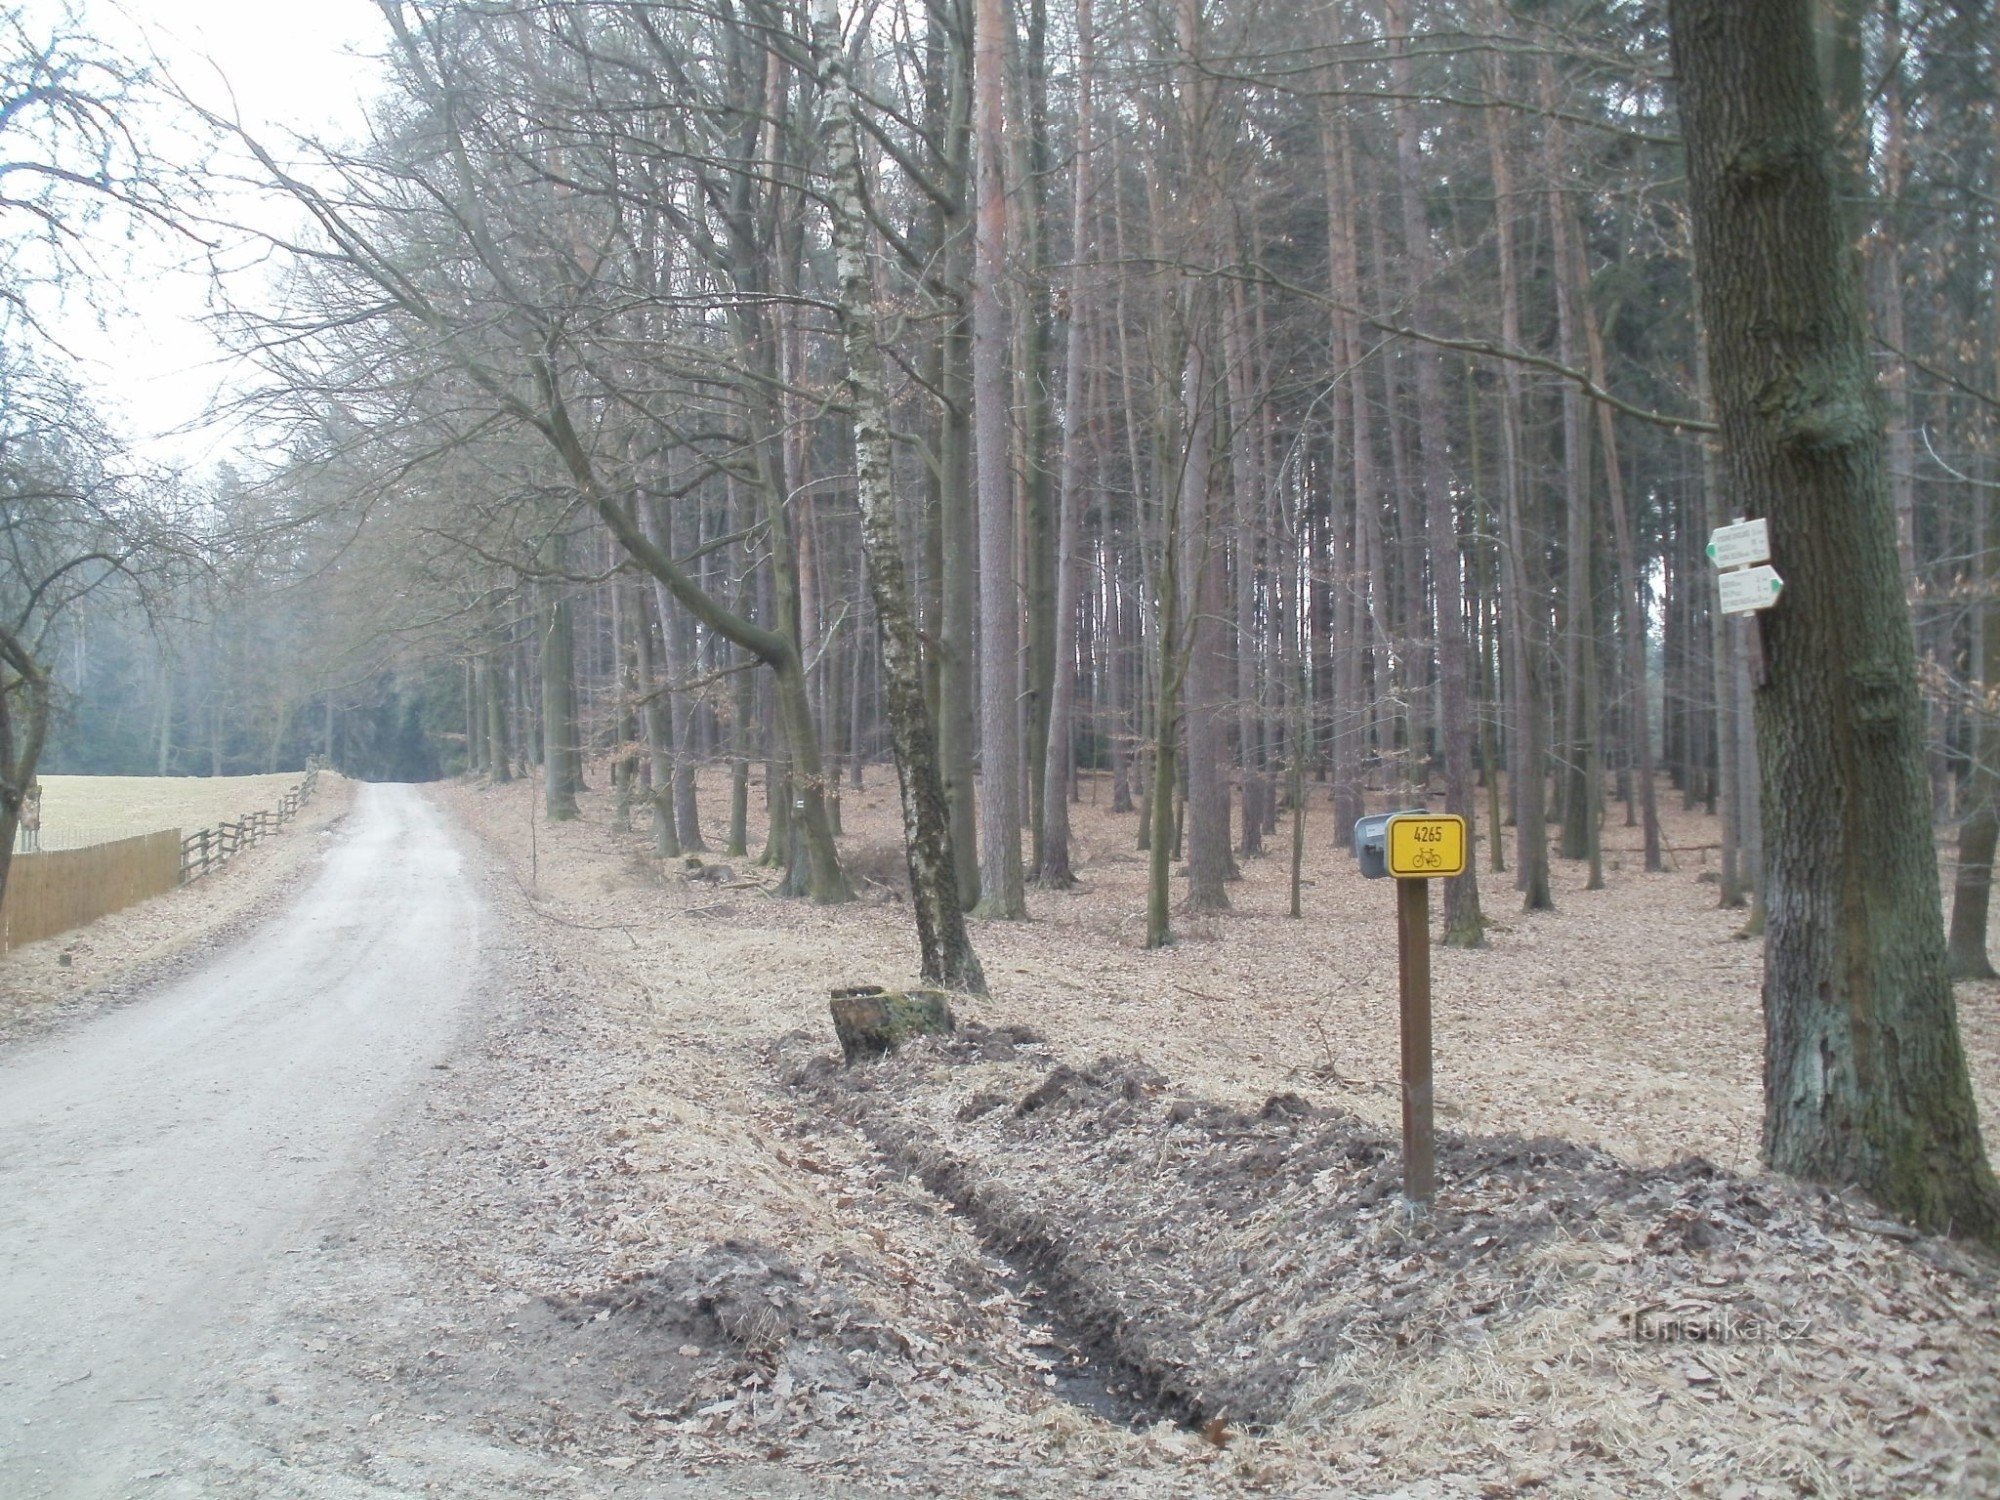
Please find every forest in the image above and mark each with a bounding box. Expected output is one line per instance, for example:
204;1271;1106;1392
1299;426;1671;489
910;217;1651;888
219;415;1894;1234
8;1;2000;1492
3;0;1998;1228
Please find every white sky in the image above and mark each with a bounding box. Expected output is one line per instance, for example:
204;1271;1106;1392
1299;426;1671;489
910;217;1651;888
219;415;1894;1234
36;0;393;471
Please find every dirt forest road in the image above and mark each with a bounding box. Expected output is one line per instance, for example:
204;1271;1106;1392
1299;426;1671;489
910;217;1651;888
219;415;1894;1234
0;784;489;1498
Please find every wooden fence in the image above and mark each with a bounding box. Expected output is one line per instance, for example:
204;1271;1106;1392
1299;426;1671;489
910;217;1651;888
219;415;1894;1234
180;764;322;883
0;765;327;955
0;830;184;954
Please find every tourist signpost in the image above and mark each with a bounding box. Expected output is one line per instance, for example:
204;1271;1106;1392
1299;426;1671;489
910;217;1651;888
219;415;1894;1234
1353;810;1467;1206
1708;517;1784;616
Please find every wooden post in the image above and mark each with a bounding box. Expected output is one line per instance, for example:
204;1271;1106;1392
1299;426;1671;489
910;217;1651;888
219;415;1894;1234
1395;875;1436;1206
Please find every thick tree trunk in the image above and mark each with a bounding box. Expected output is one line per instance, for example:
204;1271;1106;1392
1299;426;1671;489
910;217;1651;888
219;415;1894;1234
1583;293;1664;872
1321;92;1370;838
1480;59;1552;908
485;592;513;785
660;517;707;853
469;656;488;777
1948;483;2000;980
1671;0;2000;1240
1178;328;1233;912
1695;331;1750;908
1146;563;1182;949
0;651;51;915
820;0;988;994
1018;2;1057;881
1543;86;1598;879
609;584;635;831
1224;275;1265;859
939;296;982;907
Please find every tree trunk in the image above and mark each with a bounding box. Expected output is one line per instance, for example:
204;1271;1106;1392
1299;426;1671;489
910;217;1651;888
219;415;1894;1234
1543;78;1597;878
1947;467;2000;980
1388;0;1482;945
1224;273;1265;859
0;653;51;915
1036;0;1095;890
540;540;581;822
970;0;1025;919
1582;289;1664;872
1671;0;2000;1241
820;0;988;994
485;594;513;785
633;583;680;859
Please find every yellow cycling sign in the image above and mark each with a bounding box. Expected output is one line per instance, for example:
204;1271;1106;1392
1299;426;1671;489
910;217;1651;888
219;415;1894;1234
1385;813;1467;879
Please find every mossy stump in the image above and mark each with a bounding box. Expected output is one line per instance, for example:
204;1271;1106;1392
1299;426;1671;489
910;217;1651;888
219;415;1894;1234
829;985;954;1064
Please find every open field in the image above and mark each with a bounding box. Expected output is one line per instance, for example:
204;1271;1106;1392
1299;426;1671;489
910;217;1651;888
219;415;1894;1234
36;772;305;841
27;773;306;851
0;776;353;1040
423;766;2000;1498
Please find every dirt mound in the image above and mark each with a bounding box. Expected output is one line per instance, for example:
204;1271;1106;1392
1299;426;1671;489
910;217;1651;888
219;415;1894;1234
544;1240;917;1437
565;1240;895;1370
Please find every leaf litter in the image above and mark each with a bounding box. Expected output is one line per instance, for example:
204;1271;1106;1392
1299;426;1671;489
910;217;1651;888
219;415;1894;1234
19;767;1983;1500
366;772;2000;1497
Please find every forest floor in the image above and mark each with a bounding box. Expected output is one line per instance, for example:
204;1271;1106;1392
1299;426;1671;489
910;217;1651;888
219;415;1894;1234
419;765;2000;1499
0;772;354;1042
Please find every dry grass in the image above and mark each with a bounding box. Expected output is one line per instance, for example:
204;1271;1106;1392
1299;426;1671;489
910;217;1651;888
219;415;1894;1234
32;773;306;847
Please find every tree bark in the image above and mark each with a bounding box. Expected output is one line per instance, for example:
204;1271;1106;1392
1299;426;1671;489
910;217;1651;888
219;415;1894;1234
0;641;51;915
1387;0;1482;944
1480;47;1551;908
539;536;581;822
1671;0;2000;1240
1582;290;1664;872
970;0;1025;919
632;582;681;859
819;0;988;994
1542;77;1599;882
1948;472;2000;979
1035;0;1095;890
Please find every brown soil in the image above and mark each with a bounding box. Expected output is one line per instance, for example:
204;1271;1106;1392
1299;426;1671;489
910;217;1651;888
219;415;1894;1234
422;767;2000;1499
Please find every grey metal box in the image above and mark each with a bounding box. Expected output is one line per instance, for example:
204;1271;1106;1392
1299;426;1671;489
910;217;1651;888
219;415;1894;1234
1353;813;1395;879
1353;810;1425;880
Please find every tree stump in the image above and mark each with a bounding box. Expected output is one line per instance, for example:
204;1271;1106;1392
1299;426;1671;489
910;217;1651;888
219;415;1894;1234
828;985;954;1064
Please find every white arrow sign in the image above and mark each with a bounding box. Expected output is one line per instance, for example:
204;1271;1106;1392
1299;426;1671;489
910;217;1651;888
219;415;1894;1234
1708;517;1771;569
1718;564;1784;615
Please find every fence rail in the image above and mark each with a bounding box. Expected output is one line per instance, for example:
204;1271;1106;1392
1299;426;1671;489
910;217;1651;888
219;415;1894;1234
179;764;322;883
0;830;183;954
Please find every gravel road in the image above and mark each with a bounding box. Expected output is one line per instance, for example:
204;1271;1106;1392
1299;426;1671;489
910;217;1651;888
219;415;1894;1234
0;784;485;1498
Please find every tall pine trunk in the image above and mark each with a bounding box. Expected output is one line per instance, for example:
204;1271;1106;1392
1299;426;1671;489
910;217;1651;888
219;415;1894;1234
1388;0;1483;944
971;0;1025;918
1036;0;1096;889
